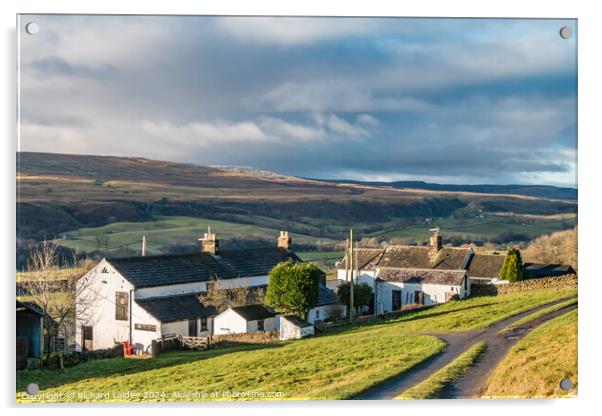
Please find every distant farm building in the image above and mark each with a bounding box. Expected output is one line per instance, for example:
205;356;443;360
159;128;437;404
523;263;576;279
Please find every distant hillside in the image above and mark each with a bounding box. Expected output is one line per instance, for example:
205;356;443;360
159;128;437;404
17;152;577;261
316;179;577;201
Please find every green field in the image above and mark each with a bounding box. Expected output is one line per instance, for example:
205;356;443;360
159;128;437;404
484;309;578;398
17;286;576;402
373;214;576;244
396;342;487;400
57;216;338;256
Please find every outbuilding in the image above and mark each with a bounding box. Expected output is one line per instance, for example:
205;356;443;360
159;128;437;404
213;304;278;335
279;315;314;340
16;301;44;369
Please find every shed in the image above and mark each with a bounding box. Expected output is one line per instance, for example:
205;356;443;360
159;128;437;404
523;263;576;279
213;304;278;335
279;315;314;340
16;301;44;369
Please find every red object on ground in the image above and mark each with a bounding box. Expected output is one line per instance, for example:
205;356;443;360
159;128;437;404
122;341;134;356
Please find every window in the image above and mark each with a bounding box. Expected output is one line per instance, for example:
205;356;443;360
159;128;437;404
257;320;264;331
464;277;468;291
200;317;207;332
115;292;129;321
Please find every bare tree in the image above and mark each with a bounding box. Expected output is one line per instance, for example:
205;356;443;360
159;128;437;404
197;277;266;313
21;242;98;368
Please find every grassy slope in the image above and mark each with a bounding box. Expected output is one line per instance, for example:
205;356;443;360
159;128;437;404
378;287;577;333
374;214;576;243
18;333;445;402
58;216;338;255
483;309;578;398
497;298;578;334
16;287;575;402
396;342;487;400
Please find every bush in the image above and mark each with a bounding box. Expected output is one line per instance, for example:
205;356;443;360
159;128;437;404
266;262;322;318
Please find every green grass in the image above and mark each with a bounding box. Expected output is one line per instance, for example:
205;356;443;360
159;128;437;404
372;215;576;244
497;298;577;334
57;216;337;255
16;286;576;402
484;309;578;398
376;287;577;333
396;342;488;400
17;332;445;402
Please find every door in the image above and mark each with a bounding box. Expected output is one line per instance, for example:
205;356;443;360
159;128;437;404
188;319;198;337
392;290;402;310
414;291;424;305
82;325;93;351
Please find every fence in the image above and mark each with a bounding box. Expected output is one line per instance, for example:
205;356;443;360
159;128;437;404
151;334;210;357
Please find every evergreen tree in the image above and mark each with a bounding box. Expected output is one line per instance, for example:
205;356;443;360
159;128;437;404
500;248;524;282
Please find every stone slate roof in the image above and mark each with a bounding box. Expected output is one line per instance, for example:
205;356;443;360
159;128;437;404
230;304;276;321
341;245;470;271
524;263;576;278
282;315;313;328
136;294;216;322
466;254;506;278
108;247;301;288
377;268;467;285
317;283;338;306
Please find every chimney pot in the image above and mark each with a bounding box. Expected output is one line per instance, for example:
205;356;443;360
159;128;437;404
200;231;219;255
277;230;292;250
429;227;442;254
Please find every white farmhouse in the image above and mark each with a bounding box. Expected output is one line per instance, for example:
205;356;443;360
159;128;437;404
213;304;278;335
75;231;300;353
336;229;480;313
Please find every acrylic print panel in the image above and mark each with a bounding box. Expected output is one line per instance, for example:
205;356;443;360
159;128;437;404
16;15;577;402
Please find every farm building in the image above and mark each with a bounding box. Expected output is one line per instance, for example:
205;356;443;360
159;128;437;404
335;229;489;312
16;301;44;369
75;231;302;353
213;304;278;335
523;263;576;279
307;283;343;324
279;315;315;340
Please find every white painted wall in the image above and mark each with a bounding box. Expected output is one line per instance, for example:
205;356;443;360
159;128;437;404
278;316;314;340
75;259;134;351
307;304;346;324
213;309;248;335
336;267;470;314
135;282;208;300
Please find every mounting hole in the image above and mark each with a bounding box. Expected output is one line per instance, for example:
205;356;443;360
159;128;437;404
559;26;572;39
26;382;39;395
559;377;573;390
25;22;39;35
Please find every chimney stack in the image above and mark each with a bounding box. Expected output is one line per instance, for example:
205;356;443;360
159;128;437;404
200;226;219;255
277;231;292;250
429;227;442;254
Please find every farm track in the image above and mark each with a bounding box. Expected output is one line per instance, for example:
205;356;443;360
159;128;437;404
354;296;577;400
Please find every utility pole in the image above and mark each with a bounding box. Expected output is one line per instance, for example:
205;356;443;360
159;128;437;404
344;238;350;283
141;235;147;257
349;229;354;324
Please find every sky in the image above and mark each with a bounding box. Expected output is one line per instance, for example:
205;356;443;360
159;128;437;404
18;15;577;187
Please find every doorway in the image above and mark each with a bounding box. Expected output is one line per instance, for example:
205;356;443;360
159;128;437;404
392;290;402;310
82;325;93;351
